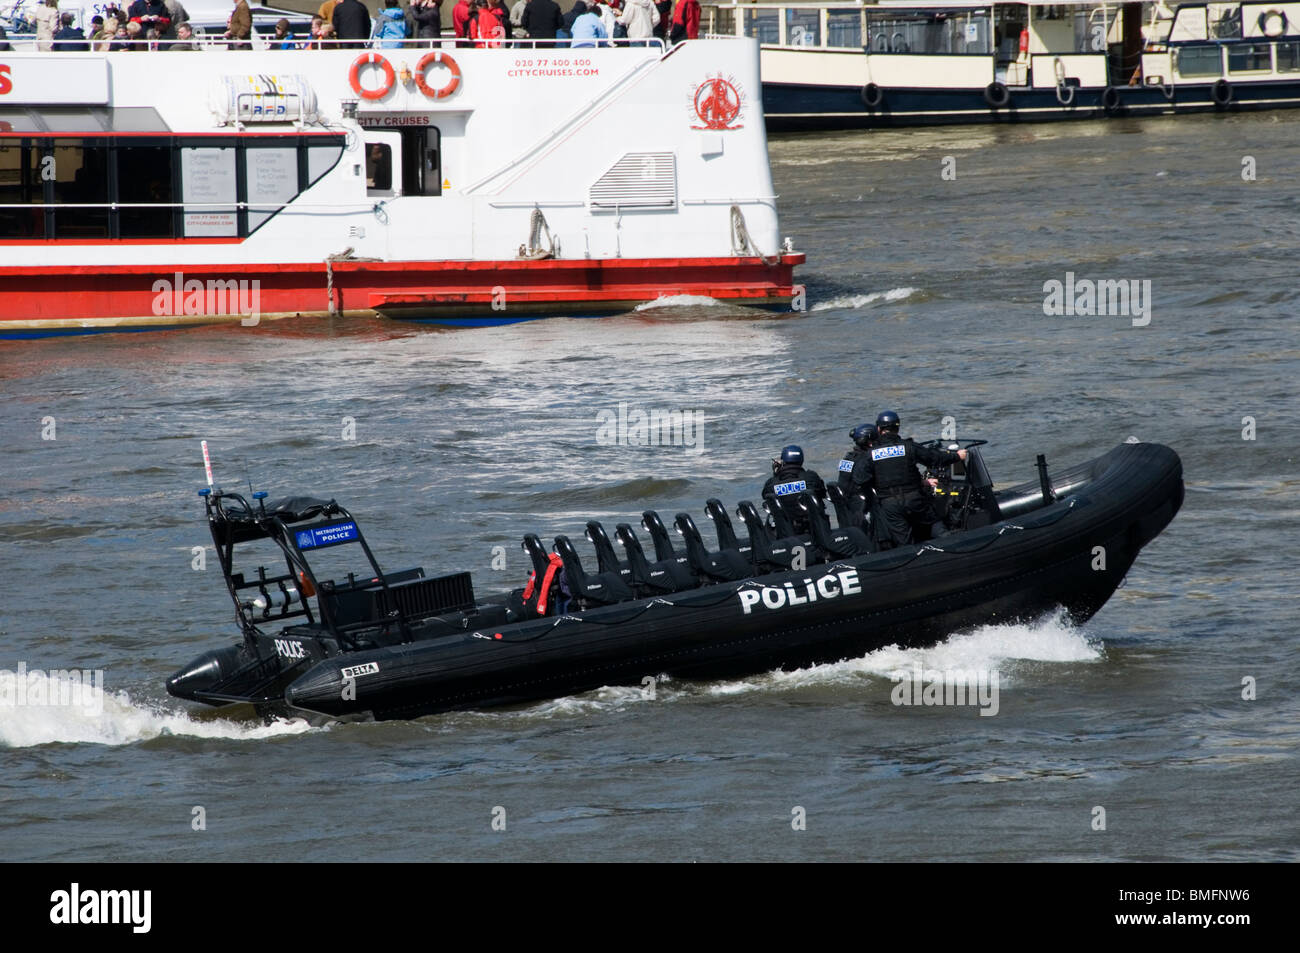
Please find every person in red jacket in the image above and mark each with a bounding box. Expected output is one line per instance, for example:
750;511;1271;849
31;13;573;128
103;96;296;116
471;0;504;46
452;0;472;44
668;0;697;42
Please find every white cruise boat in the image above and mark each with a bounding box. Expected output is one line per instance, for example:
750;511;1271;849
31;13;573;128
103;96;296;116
702;1;1300;128
0;32;802;337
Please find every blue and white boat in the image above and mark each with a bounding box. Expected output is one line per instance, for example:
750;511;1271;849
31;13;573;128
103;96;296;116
703;0;1300;128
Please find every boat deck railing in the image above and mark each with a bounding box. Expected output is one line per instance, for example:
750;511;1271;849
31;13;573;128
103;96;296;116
0;30;700;53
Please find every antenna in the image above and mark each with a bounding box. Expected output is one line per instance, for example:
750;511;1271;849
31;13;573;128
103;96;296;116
201;440;215;487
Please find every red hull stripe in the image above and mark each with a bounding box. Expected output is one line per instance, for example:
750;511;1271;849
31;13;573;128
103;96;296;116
0;255;805;328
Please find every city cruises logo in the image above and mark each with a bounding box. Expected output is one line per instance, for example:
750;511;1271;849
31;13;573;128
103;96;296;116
689;73;745;130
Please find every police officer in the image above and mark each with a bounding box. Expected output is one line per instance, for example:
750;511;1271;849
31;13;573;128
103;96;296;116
864;410;967;547
762;445;826;535
837;423;877;529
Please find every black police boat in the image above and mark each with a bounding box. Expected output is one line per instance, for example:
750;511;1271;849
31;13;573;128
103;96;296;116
167;439;1184;722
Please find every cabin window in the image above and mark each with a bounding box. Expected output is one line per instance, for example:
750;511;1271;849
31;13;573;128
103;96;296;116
180;145;239;237
398;127;441;197
308;141;345;187
785;8;820;47
1228;42;1273;71
1277;41;1300;70
0;134;345;241
826;9;863;49
711;7;735;37
1071;9;1107;52
117;144;175;239
743;9;780;45
0;143;46;238
366;142;393;191
1208;3;1243;40
1170;7;1209;42
51;139;110;239
1177;44;1225;76
868;13;992;55
245;146;300;233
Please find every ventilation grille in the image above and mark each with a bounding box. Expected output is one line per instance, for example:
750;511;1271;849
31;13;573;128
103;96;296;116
589;153;677;209
370;571;476;621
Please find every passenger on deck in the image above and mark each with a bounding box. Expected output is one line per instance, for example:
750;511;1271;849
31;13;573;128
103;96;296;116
589;0;615;38
490;0;514;38
452;0;472;44
224;0;252;48
570;2;607;46
127;0;172;36
522;0;564;44
762;445;827;535
332;0;372;49
667;0;697;43
560;0;587;43
162;0;189;36
53;13;90;50
34;0;61;51
408;0;442;40
274;18;300;48
372;0;408;47
864;410;967;547
168;21;196;48
618;0;658;45
92;17;118;50
653;0;670;43
471;0;505;46
509;0;528;36
317;0;343;27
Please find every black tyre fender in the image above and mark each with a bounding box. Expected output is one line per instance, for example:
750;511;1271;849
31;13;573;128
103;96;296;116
1212;78;1233;105
983;81;1010;108
861;82;885;109
1101;85;1122;111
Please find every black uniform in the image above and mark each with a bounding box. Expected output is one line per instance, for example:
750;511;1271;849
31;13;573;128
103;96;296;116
861;433;961;546
837;446;891;546
836;447;872;525
762;462;826;535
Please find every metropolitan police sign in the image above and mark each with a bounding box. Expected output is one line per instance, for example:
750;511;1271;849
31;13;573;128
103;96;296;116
294;521;360;550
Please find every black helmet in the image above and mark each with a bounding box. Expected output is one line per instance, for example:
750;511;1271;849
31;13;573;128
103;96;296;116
850;423;876;448
779;445;804;466
876;410;900;431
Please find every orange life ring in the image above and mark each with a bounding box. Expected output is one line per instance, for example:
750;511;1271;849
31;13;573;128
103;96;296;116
415;51;462;100
348;52;395;101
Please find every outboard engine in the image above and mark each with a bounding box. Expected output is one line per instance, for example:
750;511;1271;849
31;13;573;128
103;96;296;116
955;446;1001;528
